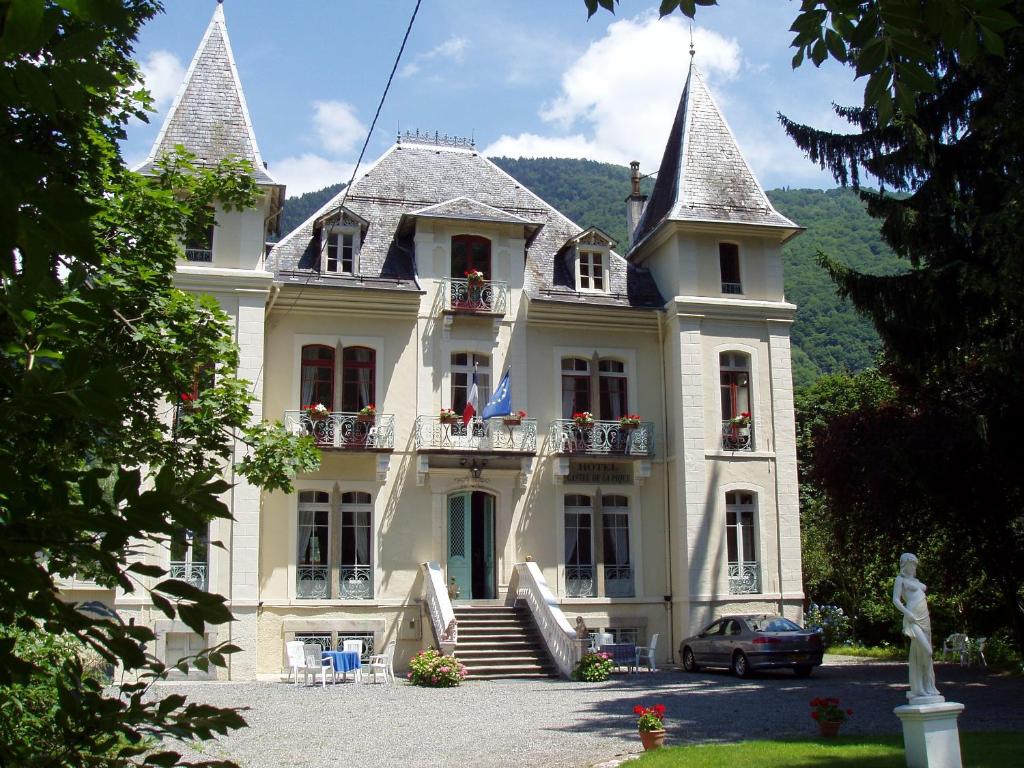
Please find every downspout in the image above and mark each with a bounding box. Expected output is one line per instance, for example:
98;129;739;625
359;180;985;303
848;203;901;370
765;321;785;617
657;308;675;662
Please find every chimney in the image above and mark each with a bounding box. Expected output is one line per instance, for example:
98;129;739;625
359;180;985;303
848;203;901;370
625;161;648;249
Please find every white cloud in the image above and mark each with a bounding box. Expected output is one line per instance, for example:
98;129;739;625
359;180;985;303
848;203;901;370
482;15;741;171
312;100;366;156
270;153;354;197
139;50;185;111
399;35;468;78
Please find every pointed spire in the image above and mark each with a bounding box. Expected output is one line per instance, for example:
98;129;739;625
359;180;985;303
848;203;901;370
629;57;798;255
135;3;278;186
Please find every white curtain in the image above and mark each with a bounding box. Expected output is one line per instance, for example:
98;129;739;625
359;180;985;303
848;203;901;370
298;508;315;564
300;368;315;408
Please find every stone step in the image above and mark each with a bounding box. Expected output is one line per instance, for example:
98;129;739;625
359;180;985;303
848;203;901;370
457;649;549;661
456;640;543;651
464;663;558;678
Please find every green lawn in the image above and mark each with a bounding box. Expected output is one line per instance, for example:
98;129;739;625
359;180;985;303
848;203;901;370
632;733;1023;767
826;645;907;660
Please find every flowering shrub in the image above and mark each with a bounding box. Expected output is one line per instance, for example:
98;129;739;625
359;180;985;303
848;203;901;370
305;403;329;420
810;697;852;724
729;411;751;426
619;414;641;427
358;404;376;416
464;269;485;284
805;603;853;647
407;649;467;687
572;411;595;426
634;703;666;732
572;651;613;682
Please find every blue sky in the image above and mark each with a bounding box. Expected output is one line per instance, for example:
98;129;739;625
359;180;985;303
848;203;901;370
123;0;863;196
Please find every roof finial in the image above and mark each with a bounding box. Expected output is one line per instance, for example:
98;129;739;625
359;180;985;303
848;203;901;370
689;23;695;57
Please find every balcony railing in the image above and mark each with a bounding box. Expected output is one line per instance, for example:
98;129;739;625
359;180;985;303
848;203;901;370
604;564;635;597
728;561;761;594
169;562;208;591
414;416;537;453
721;420;754;451
565;564;595;597
721;281;743;294
284;411;395;450
441;278;508;316
184;248;213;262
549;420;655;457
339;565;373;599
297;565;330;598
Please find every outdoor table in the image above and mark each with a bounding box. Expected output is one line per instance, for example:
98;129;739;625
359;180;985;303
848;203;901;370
600;643;637;673
322;650;361;679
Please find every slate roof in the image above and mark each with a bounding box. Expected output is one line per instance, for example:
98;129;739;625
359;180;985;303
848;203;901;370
268;142;664;309
629;56;798;257
134;5;278;186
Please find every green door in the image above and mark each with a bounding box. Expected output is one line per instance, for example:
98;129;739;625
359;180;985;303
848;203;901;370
447;493;472;600
482;494;495;599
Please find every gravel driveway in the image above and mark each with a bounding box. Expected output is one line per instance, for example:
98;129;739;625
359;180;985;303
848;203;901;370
158;656;1023;768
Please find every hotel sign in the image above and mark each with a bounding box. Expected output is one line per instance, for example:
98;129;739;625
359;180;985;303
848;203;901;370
566;461;633;485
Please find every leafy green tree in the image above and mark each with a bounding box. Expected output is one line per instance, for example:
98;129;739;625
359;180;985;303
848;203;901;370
0;1;318;765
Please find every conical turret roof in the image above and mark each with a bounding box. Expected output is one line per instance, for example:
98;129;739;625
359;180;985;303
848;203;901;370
630;56;798;256
135;4;278;186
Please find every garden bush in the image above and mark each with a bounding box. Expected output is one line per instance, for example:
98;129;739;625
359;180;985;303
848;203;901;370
407;649;466;687
572;651;614;682
805;603;853;647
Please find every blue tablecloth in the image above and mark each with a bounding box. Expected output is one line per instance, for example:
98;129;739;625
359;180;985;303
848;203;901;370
322;650;361;673
600;643;636;670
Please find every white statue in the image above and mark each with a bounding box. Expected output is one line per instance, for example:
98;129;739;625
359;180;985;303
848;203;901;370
892;552;941;701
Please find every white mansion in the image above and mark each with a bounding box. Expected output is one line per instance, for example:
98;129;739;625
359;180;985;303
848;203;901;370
64;6;805;679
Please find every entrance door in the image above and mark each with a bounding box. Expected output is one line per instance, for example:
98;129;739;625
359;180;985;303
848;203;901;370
447;491;495;599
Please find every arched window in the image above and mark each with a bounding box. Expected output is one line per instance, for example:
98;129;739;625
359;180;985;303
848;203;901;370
725;490;759;594
341;347;375;413
301;345;335;411
720;352;752;450
564;494;594;597
169;526;209;591
451;235;491;280
601;494;633;597
561;358;591;418
340;491;373;599
297;490;330;599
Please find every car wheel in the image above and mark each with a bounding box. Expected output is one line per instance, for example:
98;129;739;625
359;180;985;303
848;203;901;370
682;647;699;672
732;651;751;678
794;665;814;678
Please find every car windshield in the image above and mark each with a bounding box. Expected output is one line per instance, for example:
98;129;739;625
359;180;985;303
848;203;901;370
749;617;802;632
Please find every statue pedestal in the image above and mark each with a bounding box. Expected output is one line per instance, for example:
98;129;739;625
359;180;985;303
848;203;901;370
894;700;964;768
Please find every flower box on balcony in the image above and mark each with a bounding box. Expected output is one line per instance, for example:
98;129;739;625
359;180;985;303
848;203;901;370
305;403;330;421
572;411;595;428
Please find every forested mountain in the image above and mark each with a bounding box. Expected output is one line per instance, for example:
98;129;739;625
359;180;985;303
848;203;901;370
279;158;904;388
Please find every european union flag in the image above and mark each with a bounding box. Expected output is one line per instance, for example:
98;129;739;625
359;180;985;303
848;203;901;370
482;369;512;419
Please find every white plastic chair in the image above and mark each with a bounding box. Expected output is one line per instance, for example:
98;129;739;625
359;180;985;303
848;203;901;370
974;637;988;668
366;640;396;684
342;639;363;682
285;641;332;686
636;633;659;672
303;643;335;687
942;633;970;666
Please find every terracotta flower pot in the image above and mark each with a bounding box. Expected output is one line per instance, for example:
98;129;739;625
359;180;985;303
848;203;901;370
818;721;842;738
357;414;375;422
502;417;522;426
639;729;666;751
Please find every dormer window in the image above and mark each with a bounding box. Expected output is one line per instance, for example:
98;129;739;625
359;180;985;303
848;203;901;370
720;243;742;294
323;227;359;274
578;249;606;291
567;227;616;294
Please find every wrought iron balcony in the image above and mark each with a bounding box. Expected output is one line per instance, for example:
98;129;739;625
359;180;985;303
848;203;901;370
604;564;635;597
728;561;761;594
284;411;395;451
565;564;595;597
169;562;208;591
339;565;373;599
414;416;537;453
549;420;655;457
441;277;508;316
297;565;330;599
721;420;754;451
184;248;213;262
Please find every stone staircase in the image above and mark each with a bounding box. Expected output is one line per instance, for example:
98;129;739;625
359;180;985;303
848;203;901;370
453;602;559;679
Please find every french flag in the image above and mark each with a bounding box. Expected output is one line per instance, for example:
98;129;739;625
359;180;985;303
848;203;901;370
463;367;479;425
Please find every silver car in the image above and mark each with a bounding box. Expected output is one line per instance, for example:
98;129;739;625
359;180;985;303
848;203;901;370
679;615;824;678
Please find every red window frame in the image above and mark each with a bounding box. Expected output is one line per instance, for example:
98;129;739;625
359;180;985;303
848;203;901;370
451;234;492;280
301;344;335;411
341;346;375;413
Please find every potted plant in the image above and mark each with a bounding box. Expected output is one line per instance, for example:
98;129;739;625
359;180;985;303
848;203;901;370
810;697;852;738
464;268;485;286
439;407;458;424
618;414;641;430
572;651;613;682
503;409;527;426
357;404;376;422
729;411;751;429
572;411;595;427
634;703;667;750
305;403;330;421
